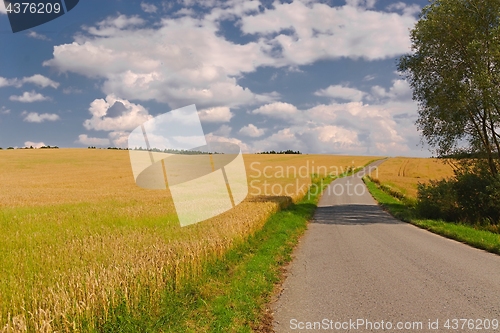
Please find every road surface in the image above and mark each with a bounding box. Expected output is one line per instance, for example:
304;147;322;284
272;160;500;332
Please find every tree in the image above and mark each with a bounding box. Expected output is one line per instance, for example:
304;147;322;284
398;0;500;176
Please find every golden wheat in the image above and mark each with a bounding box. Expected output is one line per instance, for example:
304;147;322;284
370;157;455;198
0;149;376;332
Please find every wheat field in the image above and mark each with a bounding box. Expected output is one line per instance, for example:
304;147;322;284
369;157;456;198
0;149;376;332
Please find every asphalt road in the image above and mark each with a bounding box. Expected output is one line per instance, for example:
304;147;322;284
272;160;500;332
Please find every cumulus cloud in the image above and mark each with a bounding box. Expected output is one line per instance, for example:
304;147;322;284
22;112;60;123
44;14;275;110
141;2;158;13
239;123;265;137
198;106;233;122
244;77;421;155
24;141;46;148
10;91;50;102
80;95;153;147
386;2;421;16
251;102;299;120
84;94;151;131
370;79;412;101
22;74;59;89
83;14;145;36
76;134;110;146
249;99;414;155
240;1;417;63
0;77;11;88
37;1;424;155
314;85;366;102
0;74;58;89
42;1;418;112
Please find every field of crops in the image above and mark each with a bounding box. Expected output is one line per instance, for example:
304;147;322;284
369;157;455;198
0;149;376;332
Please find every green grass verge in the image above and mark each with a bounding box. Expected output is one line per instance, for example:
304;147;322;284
363;176;500;255
95;176;335;332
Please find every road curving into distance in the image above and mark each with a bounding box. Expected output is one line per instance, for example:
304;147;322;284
272;160;500;332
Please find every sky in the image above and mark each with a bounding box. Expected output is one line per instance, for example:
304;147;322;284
0;0;431;156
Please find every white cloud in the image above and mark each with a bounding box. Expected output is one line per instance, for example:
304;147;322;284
43;2;417;111
24;141;46;148
83;14;145;36
141;2;158;13
239;123;265;137
240;1;417;63
1;106;11;114
370;79;412;101
245;77;421;155
80;95;152;148
22;112;60;123
84;94;151;131
0;77;20;88
386;2;421;16
10;91;50;102
27;31;51;41
314;85;366;102
22;75;59;89
36;1;425;155
0;77;9;88
198;106;233;122
108;131;130;147
76;134;110;146
43;14;278;109
251;102;299;120
346;0;377;9
0;74;58;89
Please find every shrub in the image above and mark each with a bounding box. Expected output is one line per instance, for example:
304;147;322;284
416;178;459;221
416;162;500;226
454;168;500;225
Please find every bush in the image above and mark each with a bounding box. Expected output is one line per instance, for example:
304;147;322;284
417;178;459;221
416;162;500;226
454;169;500;225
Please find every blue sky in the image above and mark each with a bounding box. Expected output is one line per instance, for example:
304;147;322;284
0;0;430;156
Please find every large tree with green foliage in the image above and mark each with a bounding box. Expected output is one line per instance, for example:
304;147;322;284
398;0;500;176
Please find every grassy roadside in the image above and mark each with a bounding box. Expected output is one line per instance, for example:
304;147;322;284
363;176;500;255
96;175;335;332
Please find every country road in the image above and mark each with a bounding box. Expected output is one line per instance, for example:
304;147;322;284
272;160;500;332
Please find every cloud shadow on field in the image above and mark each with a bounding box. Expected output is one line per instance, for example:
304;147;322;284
313;204;405;225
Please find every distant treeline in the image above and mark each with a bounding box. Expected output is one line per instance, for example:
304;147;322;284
88;147;129;150
439;151;500;159
134;147;214;155
258;150;302;154
0;146;59;150
88;146;220;155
